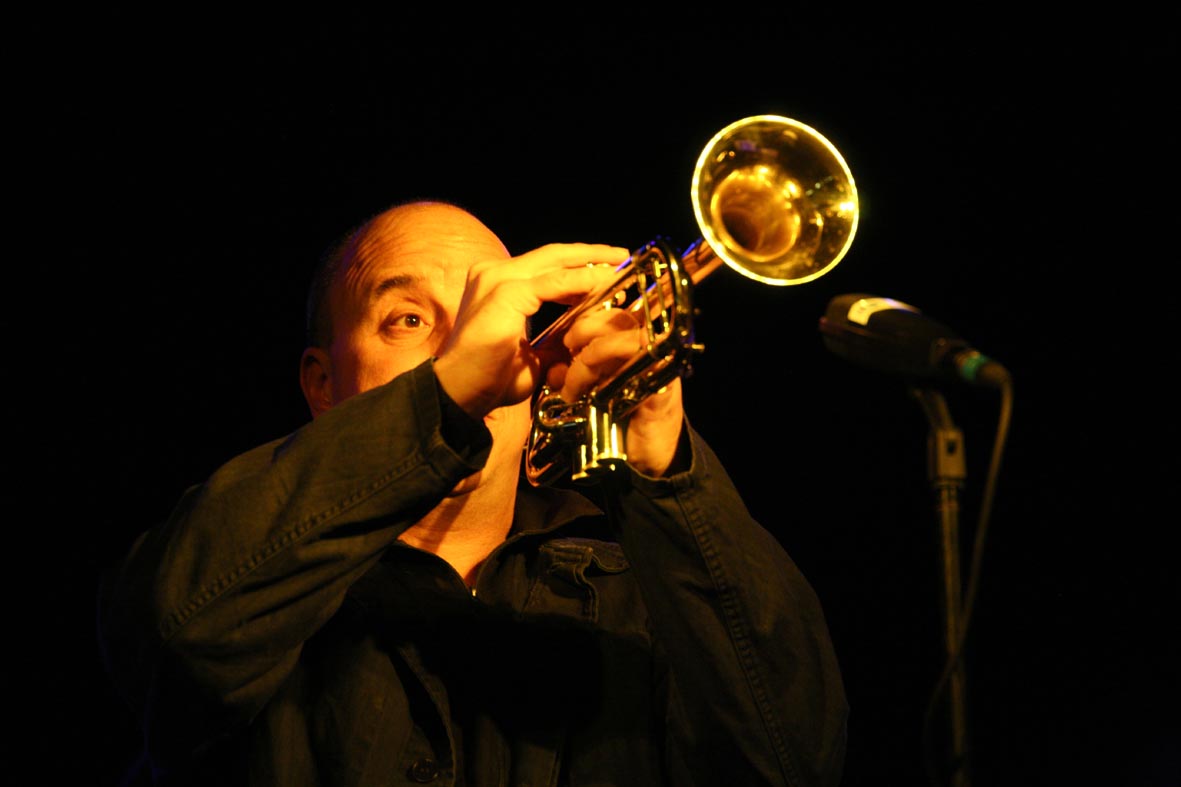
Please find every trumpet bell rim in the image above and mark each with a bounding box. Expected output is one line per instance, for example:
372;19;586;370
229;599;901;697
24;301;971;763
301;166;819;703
691;115;860;286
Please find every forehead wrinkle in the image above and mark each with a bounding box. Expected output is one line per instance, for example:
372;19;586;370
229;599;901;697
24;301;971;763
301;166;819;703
339;235;435;312
333;202;510;322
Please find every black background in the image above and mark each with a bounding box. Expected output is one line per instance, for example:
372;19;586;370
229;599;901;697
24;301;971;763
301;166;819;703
22;11;1179;787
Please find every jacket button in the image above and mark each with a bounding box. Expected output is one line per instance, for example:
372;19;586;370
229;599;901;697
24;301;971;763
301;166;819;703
407;757;441;782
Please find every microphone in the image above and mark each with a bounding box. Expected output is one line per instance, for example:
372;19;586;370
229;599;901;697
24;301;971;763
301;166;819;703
818;293;1010;388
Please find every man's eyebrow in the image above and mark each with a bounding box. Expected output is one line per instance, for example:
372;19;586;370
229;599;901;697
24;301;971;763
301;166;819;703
370;273;417;303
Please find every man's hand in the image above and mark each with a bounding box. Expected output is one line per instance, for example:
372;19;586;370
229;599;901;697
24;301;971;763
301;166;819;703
433;244;630;420
545;302;687;478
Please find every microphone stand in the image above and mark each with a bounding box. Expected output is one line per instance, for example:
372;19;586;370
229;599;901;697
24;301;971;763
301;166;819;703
911;386;971;787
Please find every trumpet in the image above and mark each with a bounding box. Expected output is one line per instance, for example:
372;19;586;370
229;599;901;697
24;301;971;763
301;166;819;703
524;115;859;487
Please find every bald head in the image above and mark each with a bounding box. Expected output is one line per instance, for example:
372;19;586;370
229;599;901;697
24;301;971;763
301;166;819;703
306;200;500;350
301;199;514;411
298;199;532;502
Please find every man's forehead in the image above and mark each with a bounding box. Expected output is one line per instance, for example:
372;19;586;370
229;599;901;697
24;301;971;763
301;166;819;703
340;252;446;308
335;204;508;301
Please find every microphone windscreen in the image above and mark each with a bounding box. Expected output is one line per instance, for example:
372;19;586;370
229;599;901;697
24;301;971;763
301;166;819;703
818;294;969;380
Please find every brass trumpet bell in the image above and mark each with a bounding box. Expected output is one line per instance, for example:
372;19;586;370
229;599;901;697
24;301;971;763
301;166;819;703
691;114;859;285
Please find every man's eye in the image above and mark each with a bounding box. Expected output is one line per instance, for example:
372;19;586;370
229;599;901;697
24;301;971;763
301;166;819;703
386;313;426;332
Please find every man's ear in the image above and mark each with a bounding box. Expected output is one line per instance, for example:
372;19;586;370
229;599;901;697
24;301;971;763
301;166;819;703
300;347;334;418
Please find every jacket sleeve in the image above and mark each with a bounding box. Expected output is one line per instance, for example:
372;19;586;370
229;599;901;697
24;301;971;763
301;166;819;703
612;422;848;787
96;360;490;764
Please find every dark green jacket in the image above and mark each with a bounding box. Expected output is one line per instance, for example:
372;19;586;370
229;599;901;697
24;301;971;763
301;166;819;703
98;360;846;786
